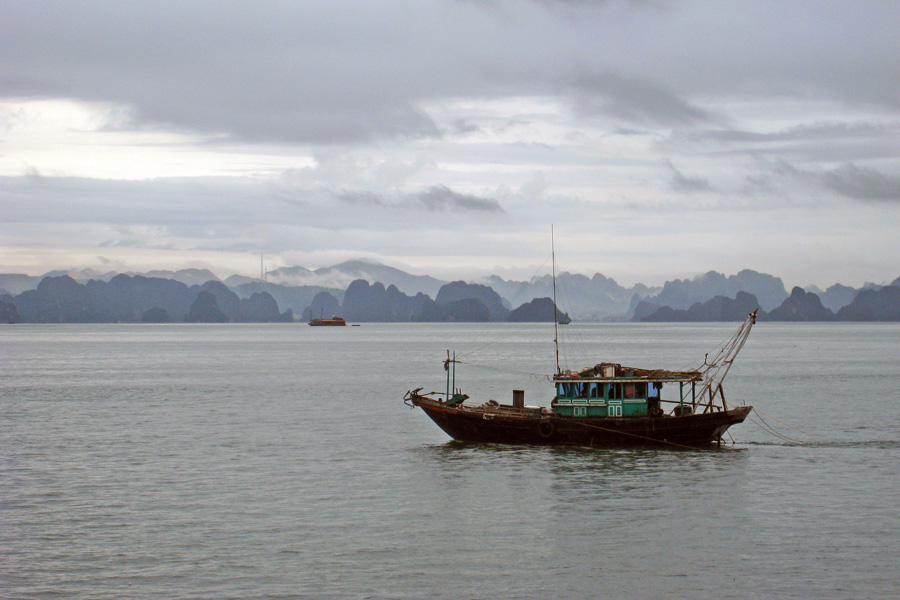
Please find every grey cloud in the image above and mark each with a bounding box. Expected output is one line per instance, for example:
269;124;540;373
451;119;481;135
336;185;505;213
335;190;387;207
688;121;899;159
741;174;781;198
0;3;445;144
821;163;900;202
695;122;895;144
1;174;416;258
412;185;504;212
612;126;650;136
664;120;900;166
218;104;440;145
773;160;900;202
2;175;286;225
666;161;711;193
6;1;898;148
571;72;710;125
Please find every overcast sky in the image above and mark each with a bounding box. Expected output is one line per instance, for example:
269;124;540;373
2;0;899;288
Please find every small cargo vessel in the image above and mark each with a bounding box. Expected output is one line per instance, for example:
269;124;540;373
308;316;347;326
405;310;757;449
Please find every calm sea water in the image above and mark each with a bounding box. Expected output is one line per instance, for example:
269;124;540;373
1;322;898;599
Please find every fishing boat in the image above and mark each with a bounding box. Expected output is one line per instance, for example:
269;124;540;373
308;316;347;326
404;309;756;448
405;228;757;447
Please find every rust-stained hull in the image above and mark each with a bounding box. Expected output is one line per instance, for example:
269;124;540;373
408;394;751;448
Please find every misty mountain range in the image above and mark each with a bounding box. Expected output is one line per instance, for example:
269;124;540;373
2;260;899;324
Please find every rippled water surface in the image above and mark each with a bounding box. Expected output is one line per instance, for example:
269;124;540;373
2;322;899;599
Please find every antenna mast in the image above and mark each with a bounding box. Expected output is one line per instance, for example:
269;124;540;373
552;225;560;375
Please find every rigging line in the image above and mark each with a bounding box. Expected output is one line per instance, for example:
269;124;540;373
457;251;556;364
553;262;591;370
551;253;600;373
682;320;750;373
752;407;828;443
747;413;806;444
454;316;517;362
455;360;551;379
748;413;792;440
571;421;719;451
455;337;501;361
453;314;513;362
531;255;552;279
746;414;797;443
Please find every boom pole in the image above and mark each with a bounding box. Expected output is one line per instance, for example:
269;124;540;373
698;309;758;411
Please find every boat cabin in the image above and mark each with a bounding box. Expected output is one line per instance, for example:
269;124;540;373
551;362;702;418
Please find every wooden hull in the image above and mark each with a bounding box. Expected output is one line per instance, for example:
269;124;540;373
409;395;751;448
308;319;346;326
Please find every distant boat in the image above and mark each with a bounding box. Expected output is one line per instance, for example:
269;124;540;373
308;316;347;326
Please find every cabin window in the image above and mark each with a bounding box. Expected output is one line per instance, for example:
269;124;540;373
609;382;647;400
589;383;601;398
557;382;585;398
649;383;660;398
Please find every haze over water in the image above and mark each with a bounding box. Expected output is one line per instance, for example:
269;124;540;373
2;322;898;599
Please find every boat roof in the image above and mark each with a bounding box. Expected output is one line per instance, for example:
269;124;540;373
554;364;703;383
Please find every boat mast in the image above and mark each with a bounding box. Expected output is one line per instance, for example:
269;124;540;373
552;225;560;375
444;349;457;399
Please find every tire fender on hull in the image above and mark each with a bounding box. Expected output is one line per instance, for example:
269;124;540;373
537;420;555;438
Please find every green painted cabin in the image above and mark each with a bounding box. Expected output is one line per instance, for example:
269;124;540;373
551;363;701;418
